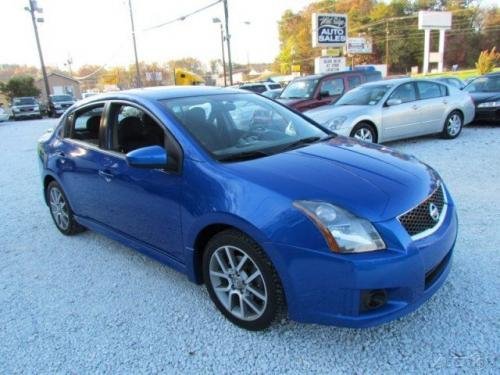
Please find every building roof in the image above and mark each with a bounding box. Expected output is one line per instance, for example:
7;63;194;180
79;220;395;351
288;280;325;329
38;72;80;83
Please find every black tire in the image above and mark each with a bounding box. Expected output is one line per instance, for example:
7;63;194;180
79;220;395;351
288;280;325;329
46;181;85;235
202;229;286;331
350;122;378;143
441;110;463;139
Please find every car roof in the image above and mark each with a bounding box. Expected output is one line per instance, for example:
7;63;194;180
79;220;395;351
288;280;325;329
82;85;244;102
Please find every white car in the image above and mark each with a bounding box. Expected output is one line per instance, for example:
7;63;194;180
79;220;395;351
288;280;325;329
305;78;475;143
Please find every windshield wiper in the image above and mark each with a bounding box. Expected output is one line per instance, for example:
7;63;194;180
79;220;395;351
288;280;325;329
278;135;333;152
217;150;271;162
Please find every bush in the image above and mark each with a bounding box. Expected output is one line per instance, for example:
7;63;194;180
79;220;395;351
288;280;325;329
475;47;500;75
0;75;40;100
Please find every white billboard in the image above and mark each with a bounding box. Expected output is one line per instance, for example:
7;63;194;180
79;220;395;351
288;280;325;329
312;13;348;48
418;11;452;30
314;56;347;74
346;37;372;54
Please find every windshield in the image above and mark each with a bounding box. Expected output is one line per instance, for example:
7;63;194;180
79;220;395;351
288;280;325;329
463;76;500;93
51;95;73;102
280;79;318;99
336;84;392;106
13;98;36;105
160;93;329;161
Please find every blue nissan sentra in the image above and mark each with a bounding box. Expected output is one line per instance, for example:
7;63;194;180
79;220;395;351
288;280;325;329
38;86;457;331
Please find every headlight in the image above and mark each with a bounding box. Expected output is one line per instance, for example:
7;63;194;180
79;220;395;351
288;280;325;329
326;116;347;130
294;200;385;253
477;101;498;108
34;105;40;111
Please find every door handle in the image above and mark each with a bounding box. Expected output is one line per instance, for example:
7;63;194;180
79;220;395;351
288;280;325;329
98;170;114;182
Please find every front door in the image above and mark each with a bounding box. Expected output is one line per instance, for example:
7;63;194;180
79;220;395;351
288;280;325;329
96;103;184;261
381;82;420;141
415;81;448;134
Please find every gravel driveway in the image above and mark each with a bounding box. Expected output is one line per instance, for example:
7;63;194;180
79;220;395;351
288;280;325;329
0;119;499;374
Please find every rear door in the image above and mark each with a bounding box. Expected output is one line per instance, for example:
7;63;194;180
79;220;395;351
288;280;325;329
415;81;449;134
381;82;420;141
56;103;107;219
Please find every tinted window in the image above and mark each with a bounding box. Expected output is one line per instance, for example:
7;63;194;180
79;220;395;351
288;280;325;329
70;105;104;145
319;78;344;96
390;83;417;103
110;105;165;154
269;84;281;90
417;81;443;99
347;75;362;89
242;85;266;94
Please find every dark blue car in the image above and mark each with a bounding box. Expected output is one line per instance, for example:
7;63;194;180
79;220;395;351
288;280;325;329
38;86;457;330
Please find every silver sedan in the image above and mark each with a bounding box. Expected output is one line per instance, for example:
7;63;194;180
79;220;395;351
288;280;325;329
305;78;475;143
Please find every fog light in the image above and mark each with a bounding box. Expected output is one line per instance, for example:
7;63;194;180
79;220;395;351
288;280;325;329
360;289;387;311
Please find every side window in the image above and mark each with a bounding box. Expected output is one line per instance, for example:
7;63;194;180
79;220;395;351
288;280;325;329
319;78;344;96
110;104;165;154
69;104;104;145
390;83;417;103
269;84;282;90
416;81;443;100
347;75;362;89
439;84;448;96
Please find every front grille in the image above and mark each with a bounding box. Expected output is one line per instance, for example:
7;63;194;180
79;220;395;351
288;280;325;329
20;107;34;112
399;184;446;238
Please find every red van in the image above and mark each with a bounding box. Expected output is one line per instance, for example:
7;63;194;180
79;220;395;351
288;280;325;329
277;70;382;112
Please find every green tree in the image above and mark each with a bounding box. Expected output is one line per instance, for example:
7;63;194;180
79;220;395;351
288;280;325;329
0;75;40;100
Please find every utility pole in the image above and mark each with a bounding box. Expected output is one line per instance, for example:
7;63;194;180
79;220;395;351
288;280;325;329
223;0;233;85
385;20;389;74
128;0;141;87
64;56;73;77
213;18;227;87
25;0;50;102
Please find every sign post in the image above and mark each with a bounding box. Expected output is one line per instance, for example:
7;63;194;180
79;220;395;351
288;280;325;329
418;11;452;74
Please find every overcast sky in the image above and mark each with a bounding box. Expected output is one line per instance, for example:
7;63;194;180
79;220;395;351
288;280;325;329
0;0;313;71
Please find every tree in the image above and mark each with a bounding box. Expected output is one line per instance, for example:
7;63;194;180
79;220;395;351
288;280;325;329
0;75;40;100
475;47;499;75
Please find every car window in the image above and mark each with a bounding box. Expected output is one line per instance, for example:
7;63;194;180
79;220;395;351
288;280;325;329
389;83;417;103
463;76;500;93
242;85;266;94
109;104;165;154
280;79;318;99
417;81;443;100
446;78;461;89
269;84;281;90
160;93;327;161
319;78;344;96
347;75;362;89
69;105;104;145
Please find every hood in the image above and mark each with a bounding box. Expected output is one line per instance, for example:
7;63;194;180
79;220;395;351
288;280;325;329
468;92;500;104
305;105;370;124
225;136;439;222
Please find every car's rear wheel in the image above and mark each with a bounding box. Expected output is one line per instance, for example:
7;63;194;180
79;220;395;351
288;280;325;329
350;122;377;143
442;110;463;139
46;181;85;235
202;229;285;331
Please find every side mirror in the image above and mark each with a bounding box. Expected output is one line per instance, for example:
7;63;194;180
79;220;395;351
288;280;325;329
386;98;402;106
318;91;330;99
126;145;168;169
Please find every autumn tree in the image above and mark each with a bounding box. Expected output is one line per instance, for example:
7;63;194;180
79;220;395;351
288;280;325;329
0;75;40;100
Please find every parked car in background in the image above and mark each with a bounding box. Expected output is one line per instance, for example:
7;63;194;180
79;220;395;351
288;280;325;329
433;76;465;90
261;88;283;100
462;72;500;123
277;69;382;112
10;97;42;120
38;86;457;331
240;81;282;94
305;78;475;143
48;94;76;117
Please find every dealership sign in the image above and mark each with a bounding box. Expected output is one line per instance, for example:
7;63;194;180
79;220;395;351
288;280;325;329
314;56;346;74
346;37;372;54
312;13;348;48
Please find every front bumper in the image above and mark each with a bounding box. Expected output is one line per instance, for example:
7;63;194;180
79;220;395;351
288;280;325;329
474;107;500;123
265;196;458;328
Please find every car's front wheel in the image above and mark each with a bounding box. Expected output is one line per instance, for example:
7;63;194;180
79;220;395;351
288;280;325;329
442;110;463;139
203;229;285;331
46;181;85;235
350;122;377;143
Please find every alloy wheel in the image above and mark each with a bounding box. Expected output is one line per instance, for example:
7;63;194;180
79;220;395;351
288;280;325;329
208;245;268;321
49;187;70;231
354;127;374;142
447;113;462;136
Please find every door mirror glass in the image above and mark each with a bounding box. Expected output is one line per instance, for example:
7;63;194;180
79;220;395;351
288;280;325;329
386;98;402;106
126;145;168;168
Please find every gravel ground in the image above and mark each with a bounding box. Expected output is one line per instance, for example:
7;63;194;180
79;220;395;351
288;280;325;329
0;119;499;374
